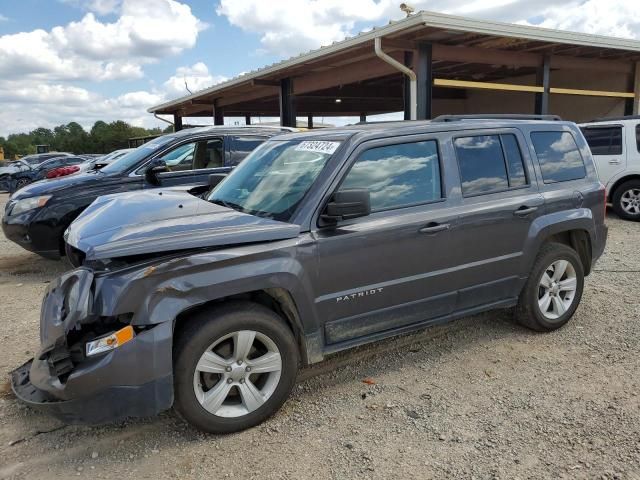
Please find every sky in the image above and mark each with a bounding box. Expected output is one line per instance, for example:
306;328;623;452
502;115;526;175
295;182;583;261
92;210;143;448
0;0;638;136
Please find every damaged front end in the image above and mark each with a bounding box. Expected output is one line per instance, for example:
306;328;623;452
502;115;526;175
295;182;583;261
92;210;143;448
10;268;174;424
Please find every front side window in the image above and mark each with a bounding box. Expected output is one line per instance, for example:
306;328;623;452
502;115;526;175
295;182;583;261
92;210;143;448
207;139;339;222
157;142;196;172
193;139;224;169
454;134;527;196
581;126;623;155
339;140;441;211
530;131;586;183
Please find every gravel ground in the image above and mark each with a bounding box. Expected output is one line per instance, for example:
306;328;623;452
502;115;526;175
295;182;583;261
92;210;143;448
0;191;639;479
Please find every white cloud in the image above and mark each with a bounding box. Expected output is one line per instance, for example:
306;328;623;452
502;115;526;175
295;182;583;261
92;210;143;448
217;0;639;57
63;0;123;15
0;0;205;82
0;14;8;22
0;62;226;135
163;62;228;97
522;0;640;39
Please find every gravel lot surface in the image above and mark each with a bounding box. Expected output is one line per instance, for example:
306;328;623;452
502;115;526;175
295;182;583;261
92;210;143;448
0;191;639;479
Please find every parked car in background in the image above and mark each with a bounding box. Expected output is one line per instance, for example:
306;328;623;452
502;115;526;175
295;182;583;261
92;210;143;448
77;148;135;174
0;153;74;191
5;155;90;192
580;116;640;220
11;116;607;433
2;126;295;259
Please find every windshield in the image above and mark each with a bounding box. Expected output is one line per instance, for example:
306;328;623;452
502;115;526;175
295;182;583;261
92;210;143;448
100;136;174;174
207;139;340;222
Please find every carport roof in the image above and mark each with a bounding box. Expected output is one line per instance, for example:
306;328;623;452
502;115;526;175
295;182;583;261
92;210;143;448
148;10;640;117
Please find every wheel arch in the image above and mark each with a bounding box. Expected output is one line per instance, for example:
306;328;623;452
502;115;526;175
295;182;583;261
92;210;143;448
173;287;315;365
607;174;640;202
526;211;596;276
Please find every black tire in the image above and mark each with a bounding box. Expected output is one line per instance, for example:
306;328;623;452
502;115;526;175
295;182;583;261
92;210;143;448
515;242;584;332
173;301;299;434
13;178;31;192
611;179;640;221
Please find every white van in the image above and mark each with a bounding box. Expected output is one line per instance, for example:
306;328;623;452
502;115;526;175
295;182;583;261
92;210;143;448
580;116;640;220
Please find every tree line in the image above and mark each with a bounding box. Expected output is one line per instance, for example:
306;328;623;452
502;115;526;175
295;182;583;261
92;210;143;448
0;121;174;160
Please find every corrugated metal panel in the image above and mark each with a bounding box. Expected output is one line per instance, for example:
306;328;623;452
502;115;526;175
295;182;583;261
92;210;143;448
148;10;640;114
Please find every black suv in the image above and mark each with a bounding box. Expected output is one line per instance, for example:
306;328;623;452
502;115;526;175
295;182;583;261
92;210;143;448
11;116;607;434
2;126;294;259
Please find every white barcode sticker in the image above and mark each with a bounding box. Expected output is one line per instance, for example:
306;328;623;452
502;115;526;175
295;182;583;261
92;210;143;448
294;141;340;155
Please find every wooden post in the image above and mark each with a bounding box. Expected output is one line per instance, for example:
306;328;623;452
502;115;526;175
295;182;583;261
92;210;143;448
245;115;251;125
535;55;551;115
173;114;183;132
628;62;640;116
416;42;433;120
360;113;367;123
213;105;224;125
307;115;313;129
279;78;296;127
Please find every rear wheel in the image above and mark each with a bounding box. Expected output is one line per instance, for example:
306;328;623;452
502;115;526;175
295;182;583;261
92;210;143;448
612;179;640;221
515;242;584;331
173;302;299;433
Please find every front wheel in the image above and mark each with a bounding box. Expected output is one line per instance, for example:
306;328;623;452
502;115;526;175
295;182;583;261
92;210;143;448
14;178;31;192
515;242;584;332
612;179;640;221
173;302;299;433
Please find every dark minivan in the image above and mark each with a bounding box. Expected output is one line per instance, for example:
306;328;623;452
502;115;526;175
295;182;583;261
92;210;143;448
2;126;294;259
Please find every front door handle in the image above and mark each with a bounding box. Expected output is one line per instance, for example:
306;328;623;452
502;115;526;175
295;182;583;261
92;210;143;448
514;206;538;216
608;159;621;165
419;223;450;234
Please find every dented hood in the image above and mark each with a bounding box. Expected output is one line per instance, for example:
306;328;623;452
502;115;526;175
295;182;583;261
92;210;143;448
65;189;301;260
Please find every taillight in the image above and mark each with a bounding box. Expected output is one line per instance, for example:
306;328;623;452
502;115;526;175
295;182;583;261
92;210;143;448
599;183;607;224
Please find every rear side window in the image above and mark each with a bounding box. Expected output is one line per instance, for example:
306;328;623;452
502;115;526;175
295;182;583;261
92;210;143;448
530;132;586;183
454;134;528;196
581;126;623;155
340;140;441;211
636;124;640;153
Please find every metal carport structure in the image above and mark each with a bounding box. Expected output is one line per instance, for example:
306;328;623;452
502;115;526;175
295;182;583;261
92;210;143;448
148;10;640;129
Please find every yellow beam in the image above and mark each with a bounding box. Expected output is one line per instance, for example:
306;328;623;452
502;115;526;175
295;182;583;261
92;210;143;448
549;87;635;99
434;78;543;93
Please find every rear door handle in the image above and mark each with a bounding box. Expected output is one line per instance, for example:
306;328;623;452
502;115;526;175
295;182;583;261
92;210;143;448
419;223;450;234
514;206;538;216
608;159;621;165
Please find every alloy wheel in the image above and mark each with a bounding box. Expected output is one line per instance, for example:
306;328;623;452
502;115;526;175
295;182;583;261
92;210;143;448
193;330;282;418
620;188;640;215
537;259;578;320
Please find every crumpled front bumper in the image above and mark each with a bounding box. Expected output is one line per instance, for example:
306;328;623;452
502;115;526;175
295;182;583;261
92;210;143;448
11;360;173;425
10;267;175;424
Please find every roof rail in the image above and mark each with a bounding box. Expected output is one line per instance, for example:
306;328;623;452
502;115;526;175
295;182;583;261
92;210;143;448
588;115;640;123
432;114;562;122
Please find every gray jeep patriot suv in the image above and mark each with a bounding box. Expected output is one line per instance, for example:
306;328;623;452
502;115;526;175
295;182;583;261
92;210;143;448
11;116;607;433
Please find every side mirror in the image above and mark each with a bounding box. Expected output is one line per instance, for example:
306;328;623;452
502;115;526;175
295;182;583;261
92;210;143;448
145;160;168;186
208;173;227;189
320;189;371;226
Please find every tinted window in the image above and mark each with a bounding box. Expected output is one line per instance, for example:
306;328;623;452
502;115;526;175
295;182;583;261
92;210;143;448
340;140;441;211
636;124;640;153
228;137;265;166
581;126;622;155
194;139;223;169
157;142;196;172
455;135;528;196
530;131;586;183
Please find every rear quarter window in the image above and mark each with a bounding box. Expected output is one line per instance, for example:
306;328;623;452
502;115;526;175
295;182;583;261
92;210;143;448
530;131;586;183
581;126;623;155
